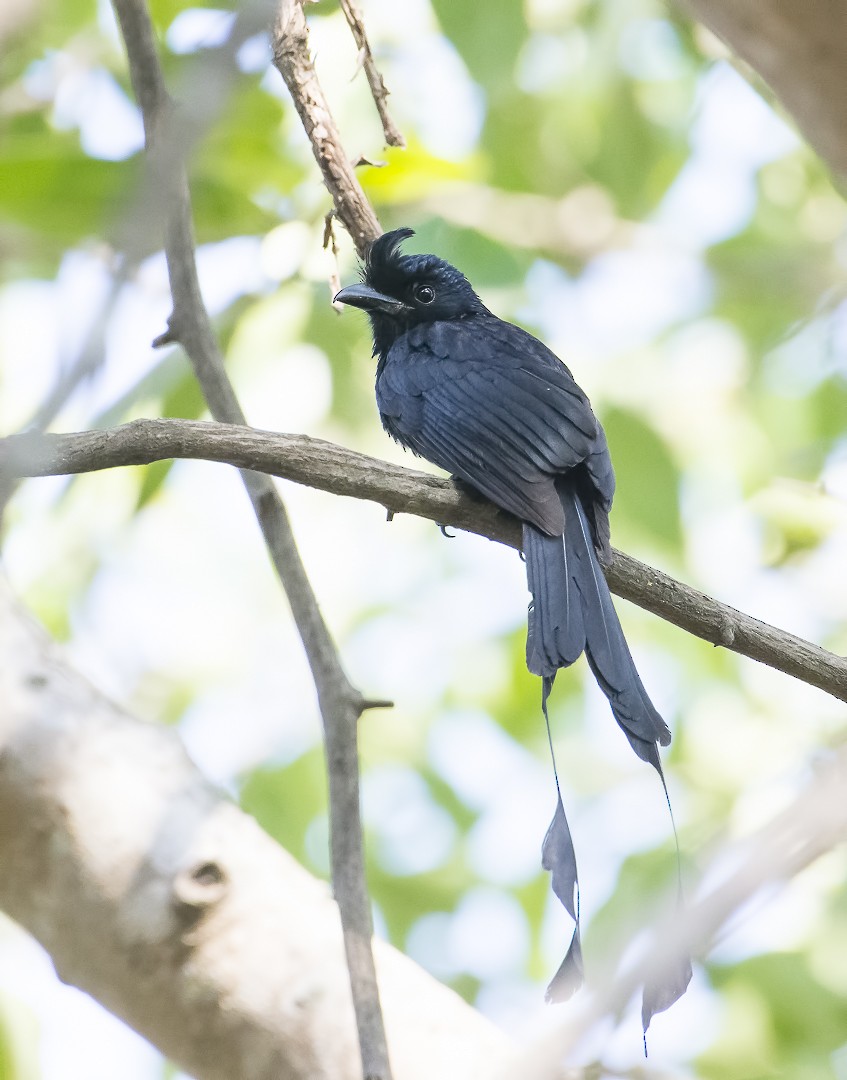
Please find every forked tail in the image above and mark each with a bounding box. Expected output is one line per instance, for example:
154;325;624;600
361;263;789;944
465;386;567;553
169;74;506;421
524;481;690;1023
525;480;670;767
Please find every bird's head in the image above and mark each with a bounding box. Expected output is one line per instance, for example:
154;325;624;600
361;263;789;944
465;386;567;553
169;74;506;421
334;228;486;353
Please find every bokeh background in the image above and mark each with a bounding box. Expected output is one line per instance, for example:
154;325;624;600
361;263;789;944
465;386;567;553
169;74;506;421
2;0;847;1075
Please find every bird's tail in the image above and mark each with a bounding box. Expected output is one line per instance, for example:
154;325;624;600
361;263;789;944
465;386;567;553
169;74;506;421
525;480;670;767
525;481;691;1021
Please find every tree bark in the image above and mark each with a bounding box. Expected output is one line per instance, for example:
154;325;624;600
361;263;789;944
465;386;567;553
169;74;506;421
0;578;510;1080
3;419;845;704
681;0;847;179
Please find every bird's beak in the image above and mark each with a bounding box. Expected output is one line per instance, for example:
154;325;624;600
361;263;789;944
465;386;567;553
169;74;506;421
333;283;411;316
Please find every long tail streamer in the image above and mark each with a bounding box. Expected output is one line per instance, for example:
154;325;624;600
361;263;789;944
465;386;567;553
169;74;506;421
525;485;692;1032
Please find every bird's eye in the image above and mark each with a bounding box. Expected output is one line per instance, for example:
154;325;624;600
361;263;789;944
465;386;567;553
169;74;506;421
414;284;435;305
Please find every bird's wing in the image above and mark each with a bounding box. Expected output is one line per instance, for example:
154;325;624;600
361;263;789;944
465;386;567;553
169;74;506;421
377;317;610;535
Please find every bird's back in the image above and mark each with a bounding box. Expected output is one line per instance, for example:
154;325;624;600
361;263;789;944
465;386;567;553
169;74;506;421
376;311;614;548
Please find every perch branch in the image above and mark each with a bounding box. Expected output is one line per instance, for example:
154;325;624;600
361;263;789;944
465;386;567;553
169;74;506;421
269;0;847;707
3;417;845;705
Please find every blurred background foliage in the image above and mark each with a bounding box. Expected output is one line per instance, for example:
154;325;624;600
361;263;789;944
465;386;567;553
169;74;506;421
1;0;847;1076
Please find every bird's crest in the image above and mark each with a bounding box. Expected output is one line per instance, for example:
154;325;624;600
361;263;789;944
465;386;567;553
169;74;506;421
364;228;452;295
365;228;416;278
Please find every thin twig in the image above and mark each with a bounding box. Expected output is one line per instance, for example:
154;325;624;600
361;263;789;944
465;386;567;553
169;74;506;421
108;4;393;1077
338;0;406;148
272;0;381;256
324;211;344;307
4;417;846;705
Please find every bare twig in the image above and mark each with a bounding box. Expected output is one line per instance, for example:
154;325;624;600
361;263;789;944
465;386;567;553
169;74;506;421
109;2;393;1076
272;0;382;256
324;211;344;307
4;417;846;705
339;0;406;148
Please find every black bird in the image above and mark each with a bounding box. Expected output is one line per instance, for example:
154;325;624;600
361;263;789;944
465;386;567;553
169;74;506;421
335;228;690;1028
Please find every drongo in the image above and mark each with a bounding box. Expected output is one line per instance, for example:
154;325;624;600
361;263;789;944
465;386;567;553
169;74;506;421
336;228;690;1029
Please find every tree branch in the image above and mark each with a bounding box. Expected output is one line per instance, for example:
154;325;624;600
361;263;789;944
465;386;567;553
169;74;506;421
4;418;845;705
110;1;392;1074
339;0;406;149
268;0;847;708
680;0;847;179
272;0;381;257
0;578;513;1080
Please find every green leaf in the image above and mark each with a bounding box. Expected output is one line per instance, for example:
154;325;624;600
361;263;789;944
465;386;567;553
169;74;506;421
92;352;196;430
701;953;847;1079
149;0;242;33
481;92;559;195
302;287;376;432
486;625;577;748
602;405;682;549
430;0;527;94
190;83;301;243
136;459;174;509
410;222;529;287
583;846;684;967
708;191;833;356
368;856;475;946
0;119;141;247
239;749;327;869
585;78;688;216
189;175;278;243
361;141;482;205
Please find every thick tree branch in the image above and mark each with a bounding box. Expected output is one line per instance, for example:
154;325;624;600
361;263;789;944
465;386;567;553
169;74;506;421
3;418;845;705
0;579;513;1080
680;0;847;180
110;1;392;1074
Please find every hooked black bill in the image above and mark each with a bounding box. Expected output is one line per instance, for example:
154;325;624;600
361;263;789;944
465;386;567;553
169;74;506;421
334;283;412;317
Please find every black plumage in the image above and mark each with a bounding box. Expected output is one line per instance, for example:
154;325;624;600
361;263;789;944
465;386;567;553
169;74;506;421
335;228;690;1027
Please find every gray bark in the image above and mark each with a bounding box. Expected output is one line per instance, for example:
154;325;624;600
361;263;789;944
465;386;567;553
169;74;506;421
682;0;847;179
0;579;510;1079
4;419;845;704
